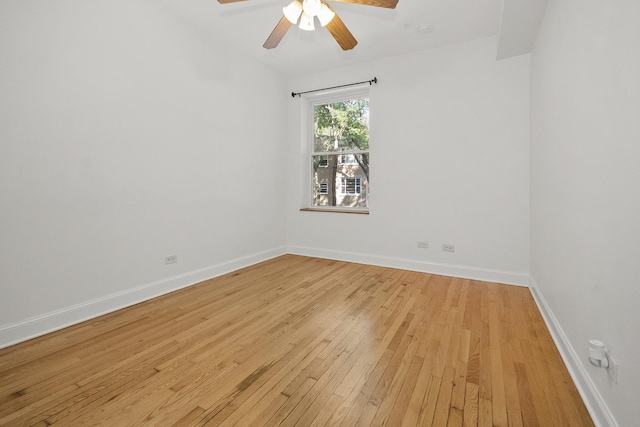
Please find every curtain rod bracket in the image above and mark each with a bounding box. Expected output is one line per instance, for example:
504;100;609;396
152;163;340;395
291;77;377;98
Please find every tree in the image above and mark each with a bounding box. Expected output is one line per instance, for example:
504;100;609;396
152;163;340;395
313;99;369;205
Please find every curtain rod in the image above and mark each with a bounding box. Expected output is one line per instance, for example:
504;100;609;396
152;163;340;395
291;77;377;98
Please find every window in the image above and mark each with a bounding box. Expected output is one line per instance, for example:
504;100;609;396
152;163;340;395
318;181;329;195
317;155;328;168
338;154;358;165
340;177;362;195
310;92;369;210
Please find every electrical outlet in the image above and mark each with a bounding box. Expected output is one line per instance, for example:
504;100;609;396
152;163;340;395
606;350;618;384
442;244;455;253
417;241;429;249
165;255;177;265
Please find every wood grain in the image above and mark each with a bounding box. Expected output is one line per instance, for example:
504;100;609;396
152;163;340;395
263;16;291;49
331;0;398;9
0;255;594;426
325;10;358;51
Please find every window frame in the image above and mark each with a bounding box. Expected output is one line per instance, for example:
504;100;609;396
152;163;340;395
302;86;371;213
338;153;359;165
317;155;329;168
340;177;362;195
318;180;329;195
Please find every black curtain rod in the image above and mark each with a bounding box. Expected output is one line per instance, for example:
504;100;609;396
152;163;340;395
291;77;377;98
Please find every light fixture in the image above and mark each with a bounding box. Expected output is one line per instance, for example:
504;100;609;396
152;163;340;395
302;0;322;17
299;12;315;31
283;1;303;24
317;3;335;27
284;0;334;32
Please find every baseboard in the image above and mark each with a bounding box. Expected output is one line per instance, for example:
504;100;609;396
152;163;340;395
0;246;525;349
528;277;618;427
287;245;530;287
0;247;619;427
0;247;287;350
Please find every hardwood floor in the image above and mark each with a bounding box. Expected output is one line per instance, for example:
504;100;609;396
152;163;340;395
0;255;593;426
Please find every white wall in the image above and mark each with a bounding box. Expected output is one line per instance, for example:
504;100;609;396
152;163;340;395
530;1;640;426
0;0;287;346
2;2;635;423
286;37;530;285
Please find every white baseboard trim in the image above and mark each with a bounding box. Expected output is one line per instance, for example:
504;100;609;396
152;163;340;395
287;245;530;287
0;247;619;427
0;247;287;350
528;277;618;427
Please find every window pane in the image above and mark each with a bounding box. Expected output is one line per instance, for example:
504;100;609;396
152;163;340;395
340;177;361;194
339;154;358;165
313;99;369;152
318;181;328;195
312;154;368;208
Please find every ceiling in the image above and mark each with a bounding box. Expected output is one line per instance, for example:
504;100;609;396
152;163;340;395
157;0;549;78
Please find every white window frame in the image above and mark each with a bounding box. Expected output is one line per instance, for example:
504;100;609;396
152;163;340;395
318;180;329;195
338;153;358;165
340;177;362;195
302;86;371;213
317;155;329;168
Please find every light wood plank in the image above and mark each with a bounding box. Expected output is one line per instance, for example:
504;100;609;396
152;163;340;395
0;255;594;427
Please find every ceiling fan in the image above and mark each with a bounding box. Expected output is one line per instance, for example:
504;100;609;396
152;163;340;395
217;0;398;51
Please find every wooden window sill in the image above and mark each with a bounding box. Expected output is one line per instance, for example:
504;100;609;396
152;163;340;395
300;208;369;215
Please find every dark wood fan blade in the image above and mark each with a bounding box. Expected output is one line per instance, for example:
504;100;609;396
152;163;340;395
330;0;398;9
218;0;248;3
264;16;292;49
325;10;357;51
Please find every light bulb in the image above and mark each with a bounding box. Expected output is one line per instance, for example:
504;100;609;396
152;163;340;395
298;12;315;31
283;1;303;24
317;3;335;27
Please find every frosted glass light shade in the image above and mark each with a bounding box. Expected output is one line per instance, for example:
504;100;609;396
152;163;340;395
317;3;335;26
302;0;321;17
283;1;303;24
299;12;315;31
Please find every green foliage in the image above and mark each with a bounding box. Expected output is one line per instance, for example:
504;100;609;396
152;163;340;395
314;99;369;152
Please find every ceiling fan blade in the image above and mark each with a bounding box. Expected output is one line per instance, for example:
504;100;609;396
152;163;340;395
330;0;398;9
325;10;358;51
264;16;292;49
218;0;249;3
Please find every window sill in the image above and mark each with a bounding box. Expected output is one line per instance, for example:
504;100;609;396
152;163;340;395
300;207;369;215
